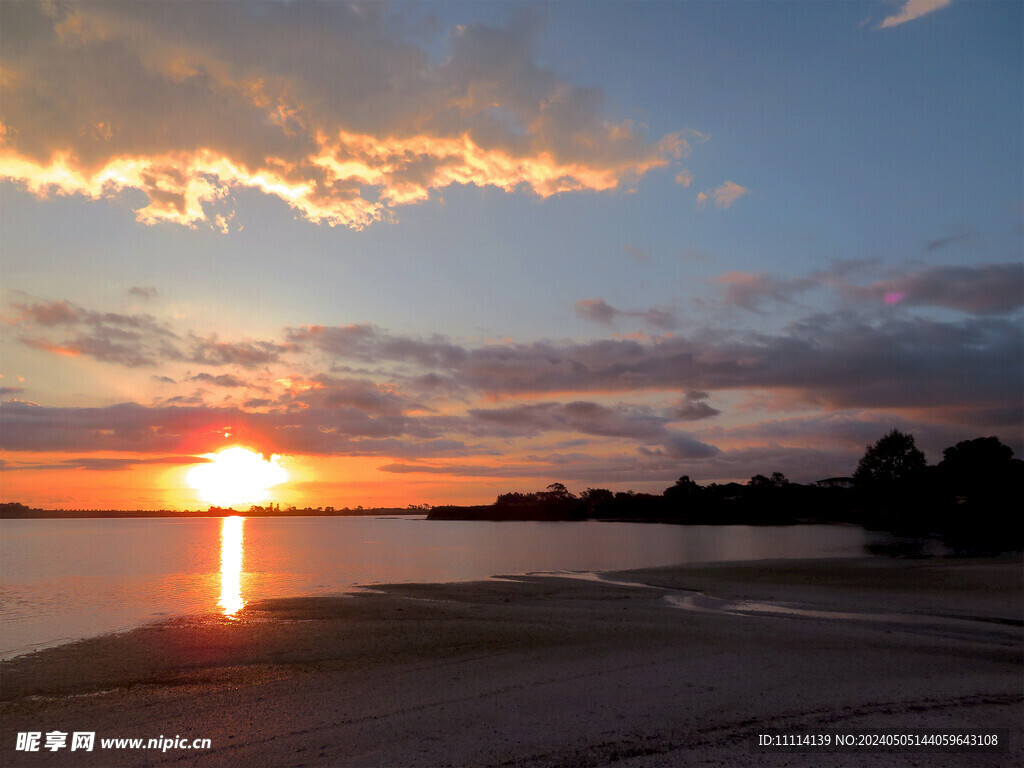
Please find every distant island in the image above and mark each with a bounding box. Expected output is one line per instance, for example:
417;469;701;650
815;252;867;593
3;433;1021;547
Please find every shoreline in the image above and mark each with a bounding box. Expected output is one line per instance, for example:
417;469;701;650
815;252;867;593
2;556;1021;767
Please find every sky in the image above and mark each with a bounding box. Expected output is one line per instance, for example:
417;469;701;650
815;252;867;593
1;0;1021;510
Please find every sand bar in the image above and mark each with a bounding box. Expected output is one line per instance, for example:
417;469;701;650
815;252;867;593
1;556;1021;767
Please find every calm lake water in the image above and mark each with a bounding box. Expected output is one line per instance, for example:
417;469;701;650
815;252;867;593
1;516;884;659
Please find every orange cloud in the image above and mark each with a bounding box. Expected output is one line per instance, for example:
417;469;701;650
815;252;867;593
878;0;952;29
0;2;684;230
697;180;749;210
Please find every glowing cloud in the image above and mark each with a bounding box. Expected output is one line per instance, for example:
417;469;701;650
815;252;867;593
0;2;684;230
878;0;952;29
711;181;749;209
696;181;748;210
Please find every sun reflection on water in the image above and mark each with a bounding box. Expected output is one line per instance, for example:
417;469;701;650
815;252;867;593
219;516;245;616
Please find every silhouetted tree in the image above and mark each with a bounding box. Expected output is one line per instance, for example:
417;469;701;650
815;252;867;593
853;430;926;486
539;482;574;501
935;436;1022;548
938;436;1013;479
665;476;700;497
580;488;615;517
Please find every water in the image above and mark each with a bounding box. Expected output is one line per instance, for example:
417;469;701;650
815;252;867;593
1;516;877;659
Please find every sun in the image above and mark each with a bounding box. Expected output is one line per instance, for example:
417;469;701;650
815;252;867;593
187;447;288;507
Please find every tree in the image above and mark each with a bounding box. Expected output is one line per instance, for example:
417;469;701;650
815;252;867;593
664;475;699;499
937;436;1019;507
539;482;573;500
853;430;926;486
580;487;615;517
938;436;1013;478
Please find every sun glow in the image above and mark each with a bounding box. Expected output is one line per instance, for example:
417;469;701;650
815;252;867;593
187;447;288;507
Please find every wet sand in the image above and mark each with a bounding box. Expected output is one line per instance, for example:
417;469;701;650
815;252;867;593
2;556;1021;767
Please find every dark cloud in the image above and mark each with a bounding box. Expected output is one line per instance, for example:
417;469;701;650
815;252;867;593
573;298;677;328
714;262;1023;316
1;386;25;396
242;398;274;409
0;396;469;459
3;456;212;472
20;330;158;367
671;402;721;421
187;335;289;368
714;271;815;312
14;299;178;367
846;263;1024;314
14;300;174;333
925;229;972;253
128;286;159;300
190;372;248;388
638;432;721;460
468;401;670;440
288;314;1021;415
574;298;618;324
12;298;300;371
288;324;468;368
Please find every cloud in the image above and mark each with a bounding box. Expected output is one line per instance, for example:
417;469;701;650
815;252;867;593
375;455;691;485
468;401;671;441
13;298;178;367
3;455;211;472
638;432;721;460
13;300;172;332
4;283;1019;477
715;271;811;312
925;229;972;253
674;169;693;188
574;298;618;324
290;313;1021;415
671;391;721;422
11;298;296;369
127;286;158;300
713;262;1023;316
0;2;683;230
846;263;1024;314
878;0;952;29
711;180;749;209
187;335;289;368
697;180;748;210
0;398;467;458
190;372;248;388
1;386;25;396
573;298;677;328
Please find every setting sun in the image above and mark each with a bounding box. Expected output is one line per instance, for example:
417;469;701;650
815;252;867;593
187;447;288;508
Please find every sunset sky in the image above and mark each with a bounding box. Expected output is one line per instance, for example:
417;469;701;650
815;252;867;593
1;0;1021;510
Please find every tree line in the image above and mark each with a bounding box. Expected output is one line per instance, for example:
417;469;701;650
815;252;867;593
428;432;1022;548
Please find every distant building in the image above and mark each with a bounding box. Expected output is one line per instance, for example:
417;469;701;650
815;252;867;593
815;476;854;489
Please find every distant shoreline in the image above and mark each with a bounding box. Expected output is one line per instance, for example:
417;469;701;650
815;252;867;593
0;506;422;519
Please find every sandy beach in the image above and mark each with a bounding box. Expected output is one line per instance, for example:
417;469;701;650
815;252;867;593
2;556;1021;767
